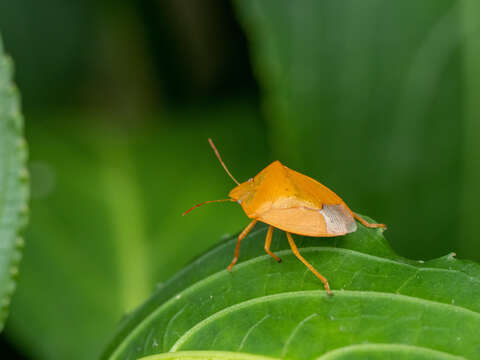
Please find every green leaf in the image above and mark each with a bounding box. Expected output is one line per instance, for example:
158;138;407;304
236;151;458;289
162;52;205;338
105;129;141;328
233;0;474;261
136;347;465;360
101;223;480;360
0;35;28;331
138;351;277;360
136;347;468;360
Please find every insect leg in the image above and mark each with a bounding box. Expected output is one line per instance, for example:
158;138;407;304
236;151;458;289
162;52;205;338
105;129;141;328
353;213;387;229
264;226;282;262
285;232;332;296
227;219;258;271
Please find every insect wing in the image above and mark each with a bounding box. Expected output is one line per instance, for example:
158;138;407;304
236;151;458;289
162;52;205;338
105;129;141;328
320;204;357;234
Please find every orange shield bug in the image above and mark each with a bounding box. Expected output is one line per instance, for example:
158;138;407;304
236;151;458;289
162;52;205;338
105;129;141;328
183;139;386;296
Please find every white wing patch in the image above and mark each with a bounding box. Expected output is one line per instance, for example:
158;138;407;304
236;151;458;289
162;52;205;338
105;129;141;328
319;204;357;235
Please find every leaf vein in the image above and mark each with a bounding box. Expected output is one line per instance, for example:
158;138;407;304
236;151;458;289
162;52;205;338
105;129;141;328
395;269;421;294
163;304;187;351
238;314;270;351
281;313;318;357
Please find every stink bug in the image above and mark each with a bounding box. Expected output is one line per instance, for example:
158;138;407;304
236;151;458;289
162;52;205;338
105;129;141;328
183;139;386;296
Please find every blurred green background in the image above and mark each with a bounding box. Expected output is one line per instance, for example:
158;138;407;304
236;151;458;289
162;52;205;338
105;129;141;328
1;1;479;359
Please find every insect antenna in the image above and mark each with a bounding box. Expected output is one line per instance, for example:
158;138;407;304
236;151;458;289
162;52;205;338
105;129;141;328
182;198;235;216
208;138;240;185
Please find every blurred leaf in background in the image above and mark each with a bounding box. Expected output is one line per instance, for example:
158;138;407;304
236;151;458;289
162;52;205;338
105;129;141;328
459;0;480;258
234;0;480;261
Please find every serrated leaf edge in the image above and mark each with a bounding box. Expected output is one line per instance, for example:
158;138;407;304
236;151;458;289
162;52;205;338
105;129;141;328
0;38;29;331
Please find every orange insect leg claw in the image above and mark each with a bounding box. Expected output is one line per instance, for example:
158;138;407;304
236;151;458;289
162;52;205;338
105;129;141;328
227;219;258;271
264;226;282;263
285;232;333;296
353;213;387;230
